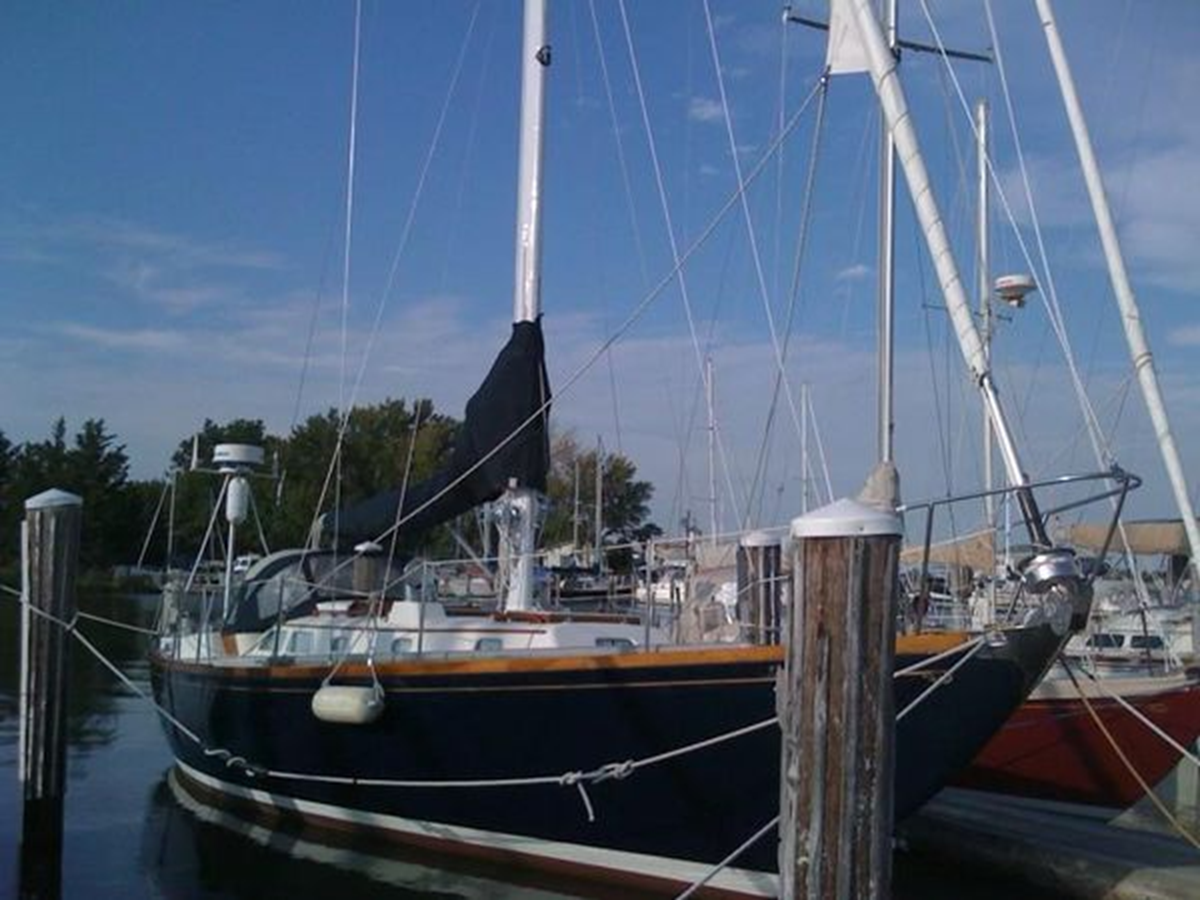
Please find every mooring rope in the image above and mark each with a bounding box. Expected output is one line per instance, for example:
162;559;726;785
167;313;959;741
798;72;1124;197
264;715;780;824
896;636;987;723
894;634;985;678
13;598;210;749
5;585;779;824
8;576;992;857
75;610;160;636
1060;657;1200;851
1071;662;1200;772
673;815;780;900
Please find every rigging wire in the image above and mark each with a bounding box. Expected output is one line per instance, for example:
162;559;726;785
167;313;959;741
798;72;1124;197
615;0;744;530
914;0;1115;480
979;0;1148;596
304;5;482;545
333;0;364;542
772;5;790;315
910;0;1146;599
588;0;654;455
838;103;878;340
806;389;835;506
701;0;810;513
744;75;830;527
352;79;826;550
976;1;1113;470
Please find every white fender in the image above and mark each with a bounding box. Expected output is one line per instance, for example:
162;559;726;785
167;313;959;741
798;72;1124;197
311;685;385;725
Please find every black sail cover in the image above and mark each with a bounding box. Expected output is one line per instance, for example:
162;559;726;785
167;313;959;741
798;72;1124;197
330;318;550;546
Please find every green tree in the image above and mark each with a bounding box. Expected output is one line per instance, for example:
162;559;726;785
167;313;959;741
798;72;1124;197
272;399;457;549
159;402;461;563
0;429;16;567
68;419;133;569
0;419;139;571
541;432;659;571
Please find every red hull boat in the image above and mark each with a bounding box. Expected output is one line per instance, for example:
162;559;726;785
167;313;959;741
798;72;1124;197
956;669;1200;809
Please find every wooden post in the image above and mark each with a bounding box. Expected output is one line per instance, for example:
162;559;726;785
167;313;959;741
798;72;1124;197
737;531;783;645
779;464;901;899
19;489;82;900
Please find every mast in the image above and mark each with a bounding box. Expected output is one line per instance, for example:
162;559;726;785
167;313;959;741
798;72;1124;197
1036;0;1200;585
706;355;717;544
801;382;810;515
502;0;550;611
877;0;897;465
977;97;1000;618
594;435;604;572
977;99;994;529
513;0;548;325
846;0;1048;545
572;460;580;549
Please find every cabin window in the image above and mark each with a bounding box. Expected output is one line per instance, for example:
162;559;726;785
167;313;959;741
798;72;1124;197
288;631;314;655
1086;633;1124;649
475;637;504;652
595;637;635;650
1129;635;1164;650
331;636;348;656
391;636;413;656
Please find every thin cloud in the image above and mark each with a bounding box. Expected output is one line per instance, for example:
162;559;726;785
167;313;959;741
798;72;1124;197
1168;325;1200;348
49;214;284;271
103;258;241;313
688;96;726;124
836;263;871;282
57;323;188;352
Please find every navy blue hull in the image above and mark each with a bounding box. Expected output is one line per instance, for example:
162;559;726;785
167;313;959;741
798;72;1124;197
151;626;1060;875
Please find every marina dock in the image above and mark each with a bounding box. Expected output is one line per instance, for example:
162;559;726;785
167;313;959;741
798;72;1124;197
901;786;1200;899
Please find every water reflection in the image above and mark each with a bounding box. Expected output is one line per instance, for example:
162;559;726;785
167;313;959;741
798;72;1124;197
0;592;160;762
142;770;591;900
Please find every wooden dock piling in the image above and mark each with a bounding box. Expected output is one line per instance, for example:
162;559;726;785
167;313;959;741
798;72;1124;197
19;489;82;900
737;531;783;645
779;465;901;899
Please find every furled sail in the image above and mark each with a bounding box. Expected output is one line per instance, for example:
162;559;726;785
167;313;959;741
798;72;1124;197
330;318;550;545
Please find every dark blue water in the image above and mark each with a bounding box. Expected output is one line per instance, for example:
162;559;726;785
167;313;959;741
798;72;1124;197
0;593;1067;899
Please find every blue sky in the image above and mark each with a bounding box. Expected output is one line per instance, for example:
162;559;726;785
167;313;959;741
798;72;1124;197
2;1;1198;539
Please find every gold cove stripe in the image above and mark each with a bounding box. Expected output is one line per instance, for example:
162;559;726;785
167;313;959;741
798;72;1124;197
154;632;973;681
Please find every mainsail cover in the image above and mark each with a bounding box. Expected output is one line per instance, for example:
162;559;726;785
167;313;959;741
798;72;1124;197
330;319;550;545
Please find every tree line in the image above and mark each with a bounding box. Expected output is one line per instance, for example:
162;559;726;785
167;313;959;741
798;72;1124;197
0;403;660;576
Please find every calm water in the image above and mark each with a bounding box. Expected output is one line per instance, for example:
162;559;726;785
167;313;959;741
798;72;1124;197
0;593;1069;900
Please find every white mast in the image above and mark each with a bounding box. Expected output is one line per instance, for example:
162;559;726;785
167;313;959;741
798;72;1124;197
977;97;1000;619
846;0;1048;544
1036;0;1200;585
801;382;810;515
706;355;717;545
513;0;547;325
977;99;994;529
502;0;550;611
594;435;605;572
877;0;898;465
572;459;580;549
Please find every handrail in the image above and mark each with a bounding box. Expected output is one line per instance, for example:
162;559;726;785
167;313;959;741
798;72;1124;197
900;467;1140;628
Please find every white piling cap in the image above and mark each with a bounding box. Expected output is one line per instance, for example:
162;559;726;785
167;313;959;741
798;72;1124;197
741;530;781;548
25;489;83;511
791;497;901;539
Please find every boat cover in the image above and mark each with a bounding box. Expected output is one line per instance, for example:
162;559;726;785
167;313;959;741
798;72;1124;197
328;319;551;545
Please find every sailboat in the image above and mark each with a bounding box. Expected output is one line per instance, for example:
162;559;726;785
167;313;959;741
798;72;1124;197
149;2;1125;894
953;517;1200;811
